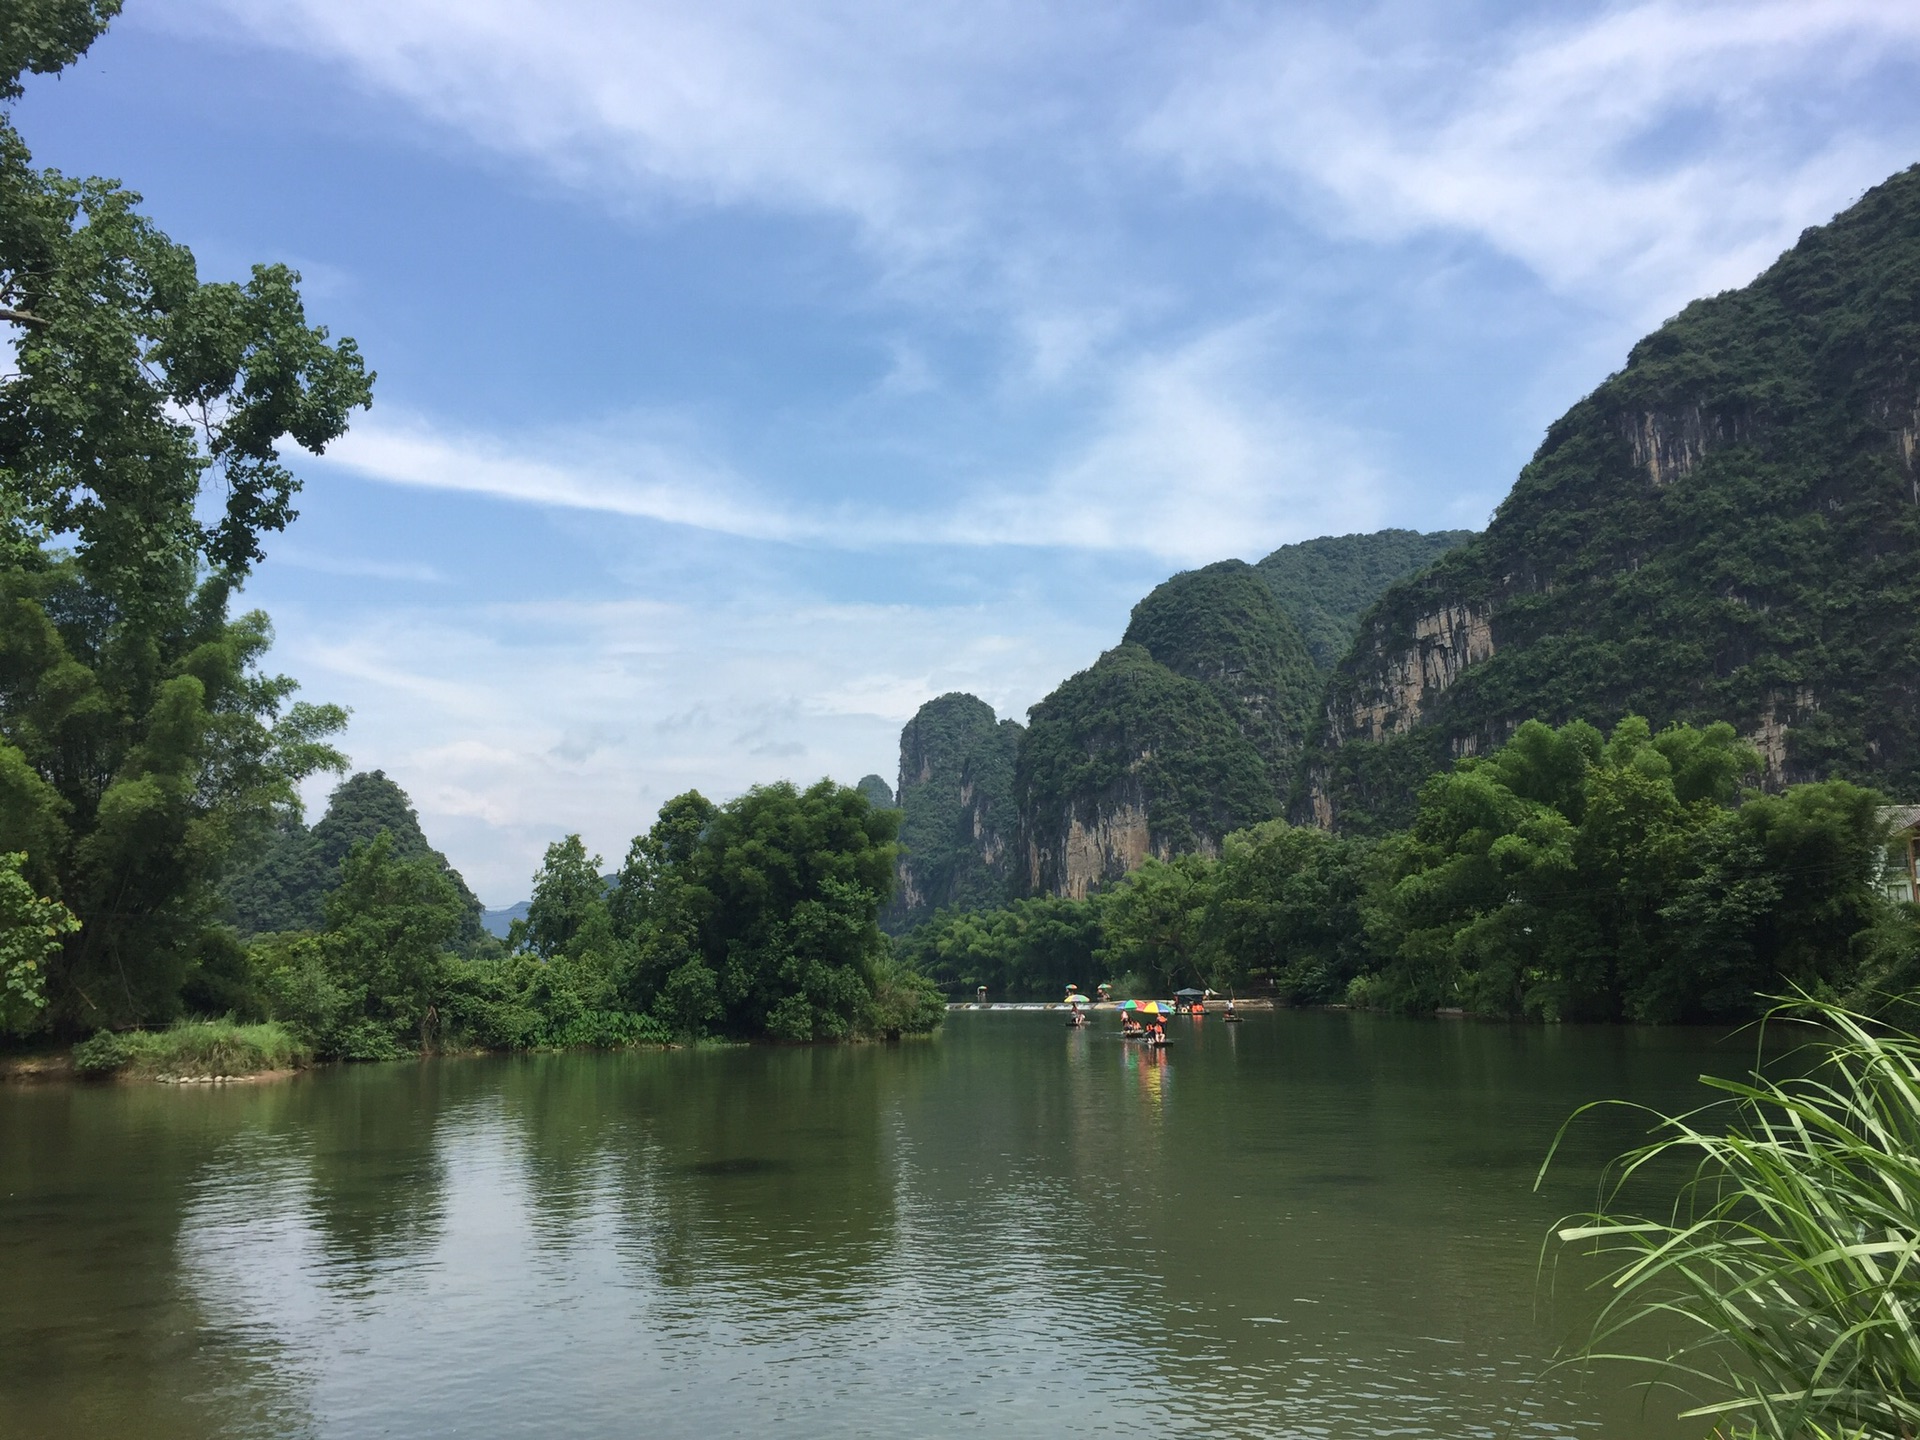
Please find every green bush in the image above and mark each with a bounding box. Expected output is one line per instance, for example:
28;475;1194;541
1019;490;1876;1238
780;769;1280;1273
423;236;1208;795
71;1029;132;1075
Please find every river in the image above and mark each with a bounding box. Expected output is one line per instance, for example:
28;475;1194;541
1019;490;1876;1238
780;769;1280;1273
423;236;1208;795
0;1009;1763;1438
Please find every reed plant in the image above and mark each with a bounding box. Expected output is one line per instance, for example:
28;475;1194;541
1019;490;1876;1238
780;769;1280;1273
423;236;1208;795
1544;999;1920;1439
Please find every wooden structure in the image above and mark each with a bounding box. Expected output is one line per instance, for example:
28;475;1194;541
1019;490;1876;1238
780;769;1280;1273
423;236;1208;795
1883;805;1920;903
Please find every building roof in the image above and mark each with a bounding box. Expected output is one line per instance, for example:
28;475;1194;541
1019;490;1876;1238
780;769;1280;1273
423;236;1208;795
1881;804;1920;835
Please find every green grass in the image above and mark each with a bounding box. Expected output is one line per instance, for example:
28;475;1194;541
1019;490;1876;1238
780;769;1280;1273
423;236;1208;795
73;1019;310;1079
1543;998;1920;1438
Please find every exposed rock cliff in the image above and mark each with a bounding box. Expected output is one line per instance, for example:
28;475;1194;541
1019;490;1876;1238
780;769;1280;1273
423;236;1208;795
884;693;1021;930
1015;645;1274;898
1302;163;1920;832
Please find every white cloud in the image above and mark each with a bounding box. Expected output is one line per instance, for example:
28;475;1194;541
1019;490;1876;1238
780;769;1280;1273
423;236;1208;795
1141;0;1920;315
185;0;1091;261
322;416;806;540
958;327;1386;563
320;333;1383;567
271;547;447;584
184;0;1920;325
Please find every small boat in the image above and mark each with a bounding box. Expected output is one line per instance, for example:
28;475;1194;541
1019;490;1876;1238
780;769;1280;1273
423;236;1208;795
1222;1010;1243;1023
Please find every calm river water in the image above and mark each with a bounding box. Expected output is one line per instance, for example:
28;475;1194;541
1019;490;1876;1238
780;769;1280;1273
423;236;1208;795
0;1010;1762;1438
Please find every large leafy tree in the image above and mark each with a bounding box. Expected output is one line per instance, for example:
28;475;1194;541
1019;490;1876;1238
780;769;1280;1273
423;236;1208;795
1368;716;1885;1021
1206;820;1371;1002
608;781;906;1040
0;4;373;1031
1099;853;1216;994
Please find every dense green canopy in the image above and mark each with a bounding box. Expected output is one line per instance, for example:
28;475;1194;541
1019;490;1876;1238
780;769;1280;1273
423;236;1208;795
0;3;371;1031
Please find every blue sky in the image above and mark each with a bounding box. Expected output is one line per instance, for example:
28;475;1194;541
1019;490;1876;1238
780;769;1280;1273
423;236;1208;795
16;0;1920;901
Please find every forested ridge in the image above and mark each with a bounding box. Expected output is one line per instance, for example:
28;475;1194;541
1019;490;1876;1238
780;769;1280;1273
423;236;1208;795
888;534;1472;919
1305;163;1920;832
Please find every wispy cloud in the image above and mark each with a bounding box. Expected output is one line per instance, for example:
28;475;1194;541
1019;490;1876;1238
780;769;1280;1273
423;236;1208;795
270;546;447;585
319;336;1384;567
1141;0;1920;314
955;327;1386;561
322;416;805;540
185;0;1920;328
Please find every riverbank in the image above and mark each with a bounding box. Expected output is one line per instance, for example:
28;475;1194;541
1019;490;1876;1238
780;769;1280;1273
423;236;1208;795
51;1021;312;1083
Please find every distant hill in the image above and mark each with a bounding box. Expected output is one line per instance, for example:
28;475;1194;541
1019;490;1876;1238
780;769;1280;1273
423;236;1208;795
884;532;1469;916
884;694;1022;931
224;770;487;949
1256;529;1476;668
482;901;531;938
1302;163;1920;832
855;774;897;809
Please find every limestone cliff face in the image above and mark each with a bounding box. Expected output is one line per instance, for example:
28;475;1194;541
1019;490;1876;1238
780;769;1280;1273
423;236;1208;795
1618;405;1757;489
1299;163;1920;832
1015;645;1272;898
885;693;1021;930
1022;781;1200;901
1341;602;1495;742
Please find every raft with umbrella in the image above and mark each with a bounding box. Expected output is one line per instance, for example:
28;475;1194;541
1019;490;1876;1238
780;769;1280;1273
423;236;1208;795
1136;1000;1172;1046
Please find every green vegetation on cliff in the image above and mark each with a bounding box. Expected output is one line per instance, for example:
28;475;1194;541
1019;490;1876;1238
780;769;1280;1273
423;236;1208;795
888;693;1021;929
1015;644;1276;893
1122;559;1320;788
899;717;1904;1026
1256;529;1475;668
1311;165;1920;829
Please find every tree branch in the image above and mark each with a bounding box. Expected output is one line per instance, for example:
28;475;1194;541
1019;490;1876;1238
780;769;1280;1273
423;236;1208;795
0;307;48;328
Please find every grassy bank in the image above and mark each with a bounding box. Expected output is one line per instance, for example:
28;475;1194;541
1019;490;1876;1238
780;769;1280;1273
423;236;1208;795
73;1020;310;1081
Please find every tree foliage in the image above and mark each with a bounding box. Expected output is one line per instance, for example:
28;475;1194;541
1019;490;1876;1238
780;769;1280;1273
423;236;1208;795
894;895;1104;1001
1366;717;1887;1021
897;716;1901;1027
0;7;372;1031
0;848;75;1033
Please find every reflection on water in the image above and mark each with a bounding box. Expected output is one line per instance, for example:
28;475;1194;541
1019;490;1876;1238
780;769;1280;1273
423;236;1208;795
0;1012;1761;1438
